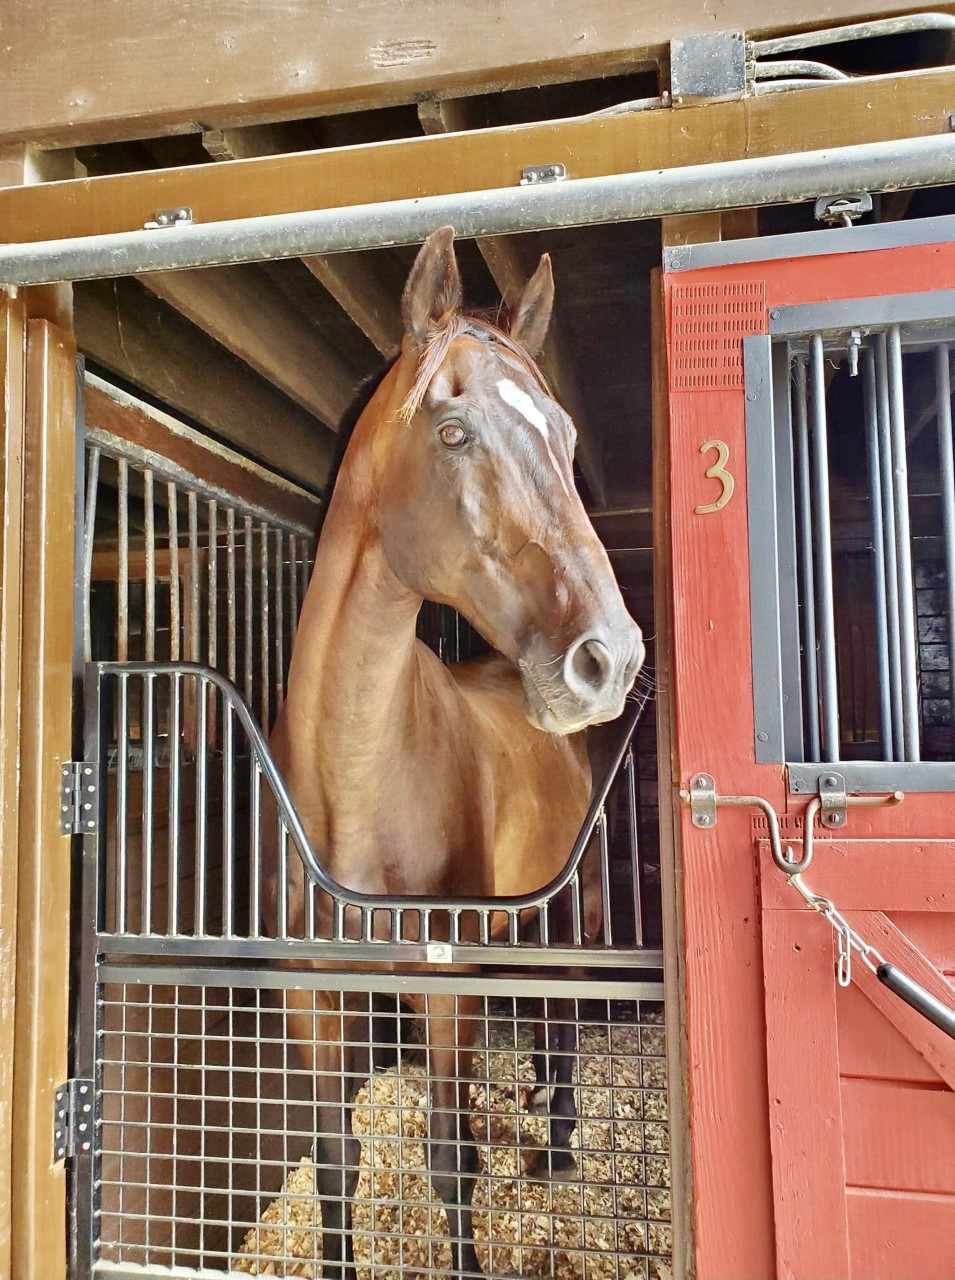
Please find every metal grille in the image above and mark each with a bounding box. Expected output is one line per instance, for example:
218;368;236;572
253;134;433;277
94;971;670;1280
748;303;955;782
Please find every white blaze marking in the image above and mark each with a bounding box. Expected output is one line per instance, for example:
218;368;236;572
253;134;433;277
497;378;569;495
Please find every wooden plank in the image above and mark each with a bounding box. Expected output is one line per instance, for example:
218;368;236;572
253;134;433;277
74;277;334;493
847;1189;955;1280
763;910;851;1279
837;982;940;1085
890;912;955;975
139;264;357;426
4;0;943;148
0;291;26;1280
84;378;321;531
844;911;955;1091
2;66;955;243
11;318;77;1280
760;839;955;912
842;1078;955;1196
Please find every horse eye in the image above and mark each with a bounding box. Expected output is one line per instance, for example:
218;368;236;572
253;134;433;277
438;423;468;448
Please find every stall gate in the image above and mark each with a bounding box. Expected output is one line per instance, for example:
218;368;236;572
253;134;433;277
68;376;672;1279
665;216;955;1279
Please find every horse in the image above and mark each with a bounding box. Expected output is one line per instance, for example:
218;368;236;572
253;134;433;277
263;226;644;1278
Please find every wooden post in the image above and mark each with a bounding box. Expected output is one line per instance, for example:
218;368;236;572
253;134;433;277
0;289;27;1280
11;315;77;1280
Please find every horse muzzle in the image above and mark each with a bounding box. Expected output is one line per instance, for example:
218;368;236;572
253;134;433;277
519;625;645;735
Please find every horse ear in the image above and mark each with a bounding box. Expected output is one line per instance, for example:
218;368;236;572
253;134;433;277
401;226;463;344
509;254;554;357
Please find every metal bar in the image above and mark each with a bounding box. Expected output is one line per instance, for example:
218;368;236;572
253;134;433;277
276;817;289;939
625;749;644;947
808;335;840;760
752;12;955;57
194;675;209;935
82;446;100;664
598;810;613;948
936;343;955;750
168;672;181;934
275;528;284;704
226;507;237;683
249;759;262;940
207;500;218;672
143;469;155;662
117;457;129;662
223;694;235;938
260;520;269;729
886;325;921;760
115;673;129;933
289;533;299;645
243;514;253;704
863;348;893;756
4;135;955;284
793;356;821;760
141;673;155;934
875;333;905;759
188;491;199;665
167;482;180;662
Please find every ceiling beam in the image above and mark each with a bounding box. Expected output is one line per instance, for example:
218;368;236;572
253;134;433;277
418;97;606;505
75;277;334;492
202;126;404;357
4;66;953;245
0;0;939;148
138;263;357;426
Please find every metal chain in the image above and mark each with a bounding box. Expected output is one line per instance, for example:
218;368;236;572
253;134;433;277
786;871;886;987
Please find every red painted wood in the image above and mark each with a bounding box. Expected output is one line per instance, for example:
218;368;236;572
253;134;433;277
891;913;955;975
763;910;850;1278
837;983;940;1085
844;911;955;1091
759;840;955;912
847;1190;955;1280
842;1079;955;1195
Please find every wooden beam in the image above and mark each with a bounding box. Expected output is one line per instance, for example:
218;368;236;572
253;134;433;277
75;278;334;492
3;66;953;246
418;97;606;504
12;318;77;1280
138;264;356;424
1;0;946;148
202;127;404;357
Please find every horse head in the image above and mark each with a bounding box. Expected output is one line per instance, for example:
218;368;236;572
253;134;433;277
365;226;644;734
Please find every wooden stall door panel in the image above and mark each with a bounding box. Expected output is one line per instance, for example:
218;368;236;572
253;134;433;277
847;1191;955;1280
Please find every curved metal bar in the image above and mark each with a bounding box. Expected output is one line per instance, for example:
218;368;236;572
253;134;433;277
751;12;955;57
95;661;650;916
753;60;848;80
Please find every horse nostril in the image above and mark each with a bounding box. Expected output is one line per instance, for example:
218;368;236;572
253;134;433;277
565;636;613;697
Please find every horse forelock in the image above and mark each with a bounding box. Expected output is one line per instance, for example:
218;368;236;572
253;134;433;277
396;313;551;424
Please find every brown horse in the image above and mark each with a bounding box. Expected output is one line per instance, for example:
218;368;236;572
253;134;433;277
265;227;643;1278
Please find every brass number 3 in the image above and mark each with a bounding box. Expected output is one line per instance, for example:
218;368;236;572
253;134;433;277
694;439;735;514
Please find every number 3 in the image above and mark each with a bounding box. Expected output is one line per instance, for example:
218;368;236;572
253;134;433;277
694;439;735;514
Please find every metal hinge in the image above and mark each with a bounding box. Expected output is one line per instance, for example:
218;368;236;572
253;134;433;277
60;761;98;835
143;206;193;230
53;1078;94;1163
520;164;567;186
818;771;847;827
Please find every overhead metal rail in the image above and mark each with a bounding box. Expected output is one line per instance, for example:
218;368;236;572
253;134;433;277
1;134;954;286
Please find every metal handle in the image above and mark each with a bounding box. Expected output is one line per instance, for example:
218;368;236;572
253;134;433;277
876;963;955;1040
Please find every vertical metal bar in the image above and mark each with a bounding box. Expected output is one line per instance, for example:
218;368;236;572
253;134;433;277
862;348;893;756
936;343;955;748
275;529;285;704
144;469;156;662
250;759;262;939
226;507;237;683
277;818;289;939
244;514;253;703
886;325;920;761
875;332;904;759
260;521;270;728
116;673;129;933
207;500;218;671
598;809;613;948
570;874;583;946
808;335;840;760
141;674;155;934
82;446;100;664
117;457;129;662
793;356;821;761
168;672;181;934
194;676;208;935
625;749;644;947
188;490;200;664
167;483;180;661
289;533;300;644
223;694;235;937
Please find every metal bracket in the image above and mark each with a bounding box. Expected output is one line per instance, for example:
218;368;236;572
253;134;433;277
60;761;97;835
670;32;748;105
54;1078;94;1162
818;771;847;828
519;164;567;186
687;773;717;828
143;206;194;230
426;943;453;963
813;193;873;227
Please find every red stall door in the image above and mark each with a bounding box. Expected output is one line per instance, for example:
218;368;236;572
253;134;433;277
665;217;955;1280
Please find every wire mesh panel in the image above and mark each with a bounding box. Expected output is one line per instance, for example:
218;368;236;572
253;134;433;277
94;970;670;1280
749;307;955;780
